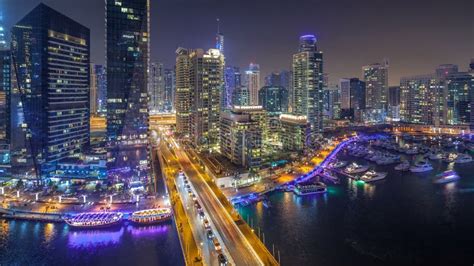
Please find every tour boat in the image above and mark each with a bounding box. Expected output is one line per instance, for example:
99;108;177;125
429;152;443;160
433;170;460;184
454;154;472;164
360;170;387;183
394;161;410;171
64;212;123;229
344;163;369;174
130;208;173;225
409;161;433;173
294;181;327;196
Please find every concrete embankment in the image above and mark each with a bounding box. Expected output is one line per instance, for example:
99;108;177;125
0;207;63;222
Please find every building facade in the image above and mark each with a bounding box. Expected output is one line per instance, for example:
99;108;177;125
258;86;288;114
90;63;98;115
0;21;10;178
362;61;389;110
175;48;192;136
292;35;324;136
163;68;175;112
224;66;241;109
11;4;90;177
279;114;309;152
95;65;107;114
444;72;473;126
220;106;263;170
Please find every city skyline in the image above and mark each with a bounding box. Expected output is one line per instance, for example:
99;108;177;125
2;0;472;86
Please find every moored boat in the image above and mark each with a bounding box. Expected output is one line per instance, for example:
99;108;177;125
64;212;123;229
409;160;433;173
360;170;387;183
344;162;369;174
130;208;173;225
454;154;472;164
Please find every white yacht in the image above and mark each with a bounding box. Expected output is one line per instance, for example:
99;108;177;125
331;160;348;168
433;170;460;184
344;163;369;174
410;160;433;173
443;153;458;163
429;153;443;160
360;170;387;183
455;154;472;164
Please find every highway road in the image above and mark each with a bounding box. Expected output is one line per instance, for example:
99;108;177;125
159;139;265;266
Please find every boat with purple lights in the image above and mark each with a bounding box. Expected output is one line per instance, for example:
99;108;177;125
63;212;123;229
433;170;460;184
130;208;173;225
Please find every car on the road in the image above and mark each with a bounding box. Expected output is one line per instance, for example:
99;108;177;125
187;189;193;196
203;219;210;229
191;193;197;201
195;202;202;212
212;237;221;251
206;229;214;239
198;210;205;219
184;180;189;185
217;253;228;265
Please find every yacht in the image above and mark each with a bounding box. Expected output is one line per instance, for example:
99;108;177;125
409;161;433;173
394;161;410;171
433;170;460;184
294;182;327;196
455;154;472;164
130;208;173;225
360;170;387;183
344;163;369;174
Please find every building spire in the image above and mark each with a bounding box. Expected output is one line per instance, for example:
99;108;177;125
215;18;224;54
216;18;220;34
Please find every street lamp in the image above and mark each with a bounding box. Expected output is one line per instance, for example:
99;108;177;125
35;193;39;201
82;195;87;203
59;196;62;203
109;195;113;204
16;190;20;198
0;187;4;195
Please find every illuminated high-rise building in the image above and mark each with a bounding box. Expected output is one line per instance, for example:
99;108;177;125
340;78;366;122
400;74;443;125
149;62;164;113
258;86;288;114
292;35;324;138
164;68;175;112
224;66;241;109
215;18;224;54
444;71;473;126
95;65;107;114
90;63;98;115
106;0;149;180
0;13;10;178
175;48;192;137
11;3;90;177
245;63;260;106
363;60;389;111
189;48;225;151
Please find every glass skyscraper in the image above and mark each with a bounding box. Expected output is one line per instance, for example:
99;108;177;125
0;16;10;179
11;3;90;178
292;35;324;137
106;0;150;182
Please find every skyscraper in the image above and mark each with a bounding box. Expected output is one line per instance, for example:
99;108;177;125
340;78;366;122
215;18;224;54
0;14;10;178
362;60;389;111
258;86;288;114
444;71;473;126
11;3;90;176
164;68;175;112
245;63;260;106
95;65;107;114
224;66;241;109
90;63;98;115
106;0;149;180
149;62;164;113
175;48;192;137
189;48;225;151
292;35;324;136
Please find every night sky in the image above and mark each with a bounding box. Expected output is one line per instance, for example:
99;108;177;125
2;0;473;85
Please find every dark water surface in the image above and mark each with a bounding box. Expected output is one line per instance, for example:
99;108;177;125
239;152;474;266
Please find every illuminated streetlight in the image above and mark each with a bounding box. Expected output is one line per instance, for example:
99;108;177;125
16;191;20;198
0;187;4;195
35;193;39;201
82;195;87;203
